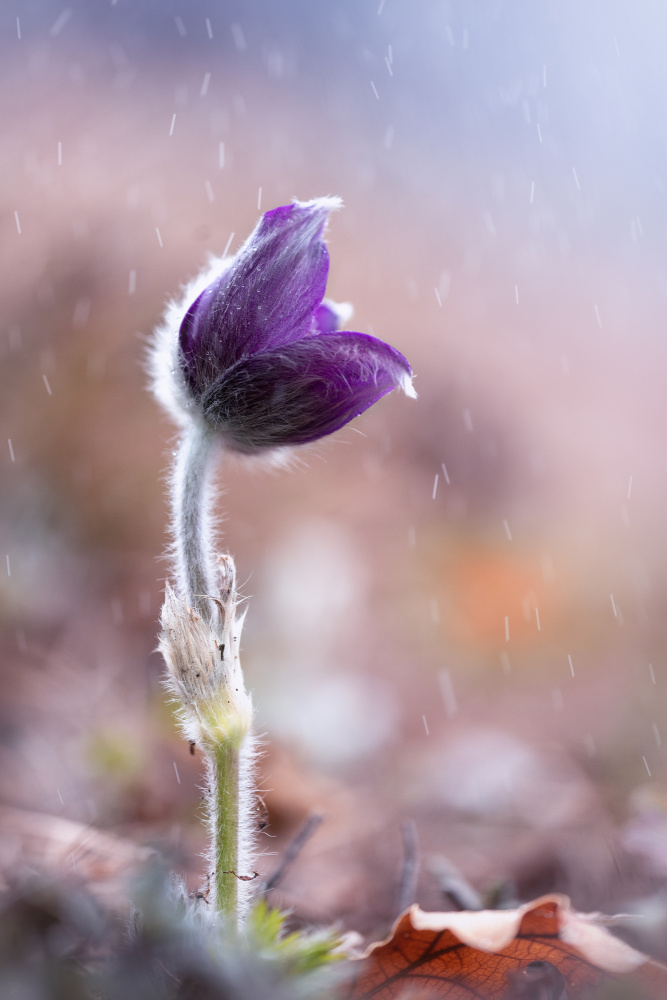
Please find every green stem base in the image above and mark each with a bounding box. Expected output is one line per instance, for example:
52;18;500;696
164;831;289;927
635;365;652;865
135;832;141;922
211;740;240;920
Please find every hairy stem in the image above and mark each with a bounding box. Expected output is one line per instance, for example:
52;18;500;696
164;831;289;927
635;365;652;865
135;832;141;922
205;729;256;925
168;422;256;926
210;741;241;919
172;422;217;618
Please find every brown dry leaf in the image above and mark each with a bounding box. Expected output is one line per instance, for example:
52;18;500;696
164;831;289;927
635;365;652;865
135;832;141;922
346;895;667;999
0;806;154;912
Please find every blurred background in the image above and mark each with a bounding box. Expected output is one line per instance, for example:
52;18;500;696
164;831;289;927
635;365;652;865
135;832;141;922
2;0;667;951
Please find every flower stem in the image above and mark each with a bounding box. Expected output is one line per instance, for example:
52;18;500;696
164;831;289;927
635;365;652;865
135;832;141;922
167;421;256;927
173;422;217;619
210;740;241;918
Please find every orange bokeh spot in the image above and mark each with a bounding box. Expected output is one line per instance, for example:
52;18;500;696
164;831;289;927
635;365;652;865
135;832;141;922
441;547;555;649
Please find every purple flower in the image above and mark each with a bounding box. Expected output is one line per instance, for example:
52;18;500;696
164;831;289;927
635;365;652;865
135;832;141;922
166;197;415;453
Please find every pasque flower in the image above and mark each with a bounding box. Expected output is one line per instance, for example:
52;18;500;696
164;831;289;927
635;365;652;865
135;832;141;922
154;196;415;453
152;199;416;925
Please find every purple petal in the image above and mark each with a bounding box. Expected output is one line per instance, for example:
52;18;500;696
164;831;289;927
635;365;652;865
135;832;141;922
178;265;234;395
179;199;338;398
199;332;414;453
312;300;346;335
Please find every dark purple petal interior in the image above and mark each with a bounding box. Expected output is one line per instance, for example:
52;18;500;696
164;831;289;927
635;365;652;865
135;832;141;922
199;332;413;453
178;200;332;398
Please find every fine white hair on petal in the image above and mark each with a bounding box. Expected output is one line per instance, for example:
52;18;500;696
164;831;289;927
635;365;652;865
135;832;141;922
401;372;418;398
149;254;235;428
294;194;343;215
